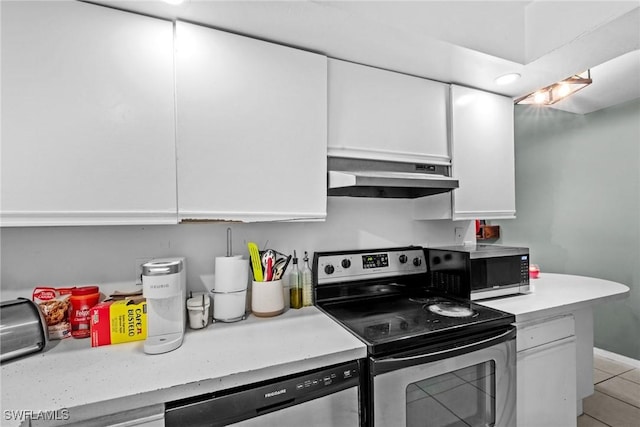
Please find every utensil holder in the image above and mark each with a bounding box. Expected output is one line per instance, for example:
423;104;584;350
251;280;284;317
187;294;211;329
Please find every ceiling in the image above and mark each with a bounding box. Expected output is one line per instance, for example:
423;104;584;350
90;0;640;114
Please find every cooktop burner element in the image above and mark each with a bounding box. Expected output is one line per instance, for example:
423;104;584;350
427;302;476;318
313;247;516;356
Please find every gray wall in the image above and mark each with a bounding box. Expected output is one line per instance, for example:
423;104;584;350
0;197;471;295
497;99;640;360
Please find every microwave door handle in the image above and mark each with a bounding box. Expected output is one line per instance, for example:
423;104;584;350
372;327;515;375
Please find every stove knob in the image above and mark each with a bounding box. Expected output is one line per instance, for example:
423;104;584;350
413;257;423;267
398;254;408;264
341;259;351;269
324;264;335;275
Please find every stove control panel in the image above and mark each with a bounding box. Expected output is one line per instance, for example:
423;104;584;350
315;247;427;284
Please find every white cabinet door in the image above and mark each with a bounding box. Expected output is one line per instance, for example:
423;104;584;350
328;59;449;165
516;315;577;427
450;85;516;220
517;337;577;427
175;22;327;222
1;1;177;226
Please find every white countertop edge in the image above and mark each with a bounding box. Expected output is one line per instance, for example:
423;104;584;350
479;273;630;322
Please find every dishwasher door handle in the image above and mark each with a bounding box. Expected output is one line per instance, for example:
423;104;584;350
255;398;296;415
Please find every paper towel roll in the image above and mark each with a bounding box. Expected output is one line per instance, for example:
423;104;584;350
214;257;249;293
213;291;246;322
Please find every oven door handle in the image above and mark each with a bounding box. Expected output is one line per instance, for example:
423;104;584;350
372;327;516;375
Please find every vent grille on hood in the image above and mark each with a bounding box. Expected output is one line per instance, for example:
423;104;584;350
327;157;459;199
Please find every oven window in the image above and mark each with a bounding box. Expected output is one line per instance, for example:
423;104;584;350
406;361;495;427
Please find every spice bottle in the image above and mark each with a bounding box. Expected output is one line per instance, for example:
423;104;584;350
301;251;313;307
69;286;100;338
288;251;302;309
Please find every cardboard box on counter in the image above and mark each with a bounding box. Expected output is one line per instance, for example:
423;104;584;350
90;298;147;347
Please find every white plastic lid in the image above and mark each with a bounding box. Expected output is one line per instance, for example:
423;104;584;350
187;295;210;309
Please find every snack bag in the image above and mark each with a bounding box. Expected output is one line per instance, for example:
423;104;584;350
33;287;74;339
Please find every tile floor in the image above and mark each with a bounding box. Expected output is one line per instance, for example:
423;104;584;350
577;354;640;427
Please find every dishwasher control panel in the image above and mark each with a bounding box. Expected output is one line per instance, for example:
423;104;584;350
165;360;362;426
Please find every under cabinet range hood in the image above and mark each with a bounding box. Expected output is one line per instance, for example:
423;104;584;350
327;157;459;199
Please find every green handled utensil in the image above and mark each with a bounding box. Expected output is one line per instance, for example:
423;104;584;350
247;242;263;282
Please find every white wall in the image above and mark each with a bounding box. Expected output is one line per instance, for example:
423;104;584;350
0;197;470;295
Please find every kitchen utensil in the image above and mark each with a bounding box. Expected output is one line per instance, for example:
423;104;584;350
1;298;48;363
247;242;263;282
261;249;276;270
265;257;273;281
273;255;291;281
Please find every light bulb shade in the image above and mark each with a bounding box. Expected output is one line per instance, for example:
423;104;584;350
515;70;592;105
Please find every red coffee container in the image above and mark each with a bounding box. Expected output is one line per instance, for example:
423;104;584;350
69;286;100;338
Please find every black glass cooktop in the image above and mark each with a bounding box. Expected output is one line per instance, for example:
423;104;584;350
313;247;515;356
318;293;514;356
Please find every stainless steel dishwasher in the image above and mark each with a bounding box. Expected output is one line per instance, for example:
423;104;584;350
164;360;363;426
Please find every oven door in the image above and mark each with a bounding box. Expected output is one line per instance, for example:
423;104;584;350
370;327;516;427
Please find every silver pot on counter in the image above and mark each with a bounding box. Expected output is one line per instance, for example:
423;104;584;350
1;298;48;363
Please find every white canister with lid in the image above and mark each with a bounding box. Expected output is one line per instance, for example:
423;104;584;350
186;294;210;329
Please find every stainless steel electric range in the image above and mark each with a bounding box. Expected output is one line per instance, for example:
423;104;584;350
313;246;517;427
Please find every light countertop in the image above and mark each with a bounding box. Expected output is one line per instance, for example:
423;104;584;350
479;273;630;322
0;305;366;426
1;273;630;426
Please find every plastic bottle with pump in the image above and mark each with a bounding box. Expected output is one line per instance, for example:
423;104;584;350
301;251;313;307
288;251;302;309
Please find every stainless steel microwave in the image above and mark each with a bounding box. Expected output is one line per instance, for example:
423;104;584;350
426;244;530;300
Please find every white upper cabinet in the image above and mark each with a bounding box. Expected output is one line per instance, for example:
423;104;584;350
175;22;327;222
328;59;450;165
414;85;516;220
0;1;177;226
450;85;516;220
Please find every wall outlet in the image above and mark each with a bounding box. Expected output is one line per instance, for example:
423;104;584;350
135;257;154;285
454;227;465;245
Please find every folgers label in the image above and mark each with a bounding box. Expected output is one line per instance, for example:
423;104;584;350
69;286;100;338
90;299;147;347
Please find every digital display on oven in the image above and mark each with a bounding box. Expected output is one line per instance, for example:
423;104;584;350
362;253;389;269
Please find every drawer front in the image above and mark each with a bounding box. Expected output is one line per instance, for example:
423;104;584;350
516;314;575;351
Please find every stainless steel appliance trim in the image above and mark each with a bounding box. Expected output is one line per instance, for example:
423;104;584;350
142;259;183;276
372;327;515;375
315;247;427;286
428;245;528;259
471;285;522;301
165;360;363;427
372;332;517;427
1;344;45;363
468;247;529;259
0;298;48;363
327;157;459;199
